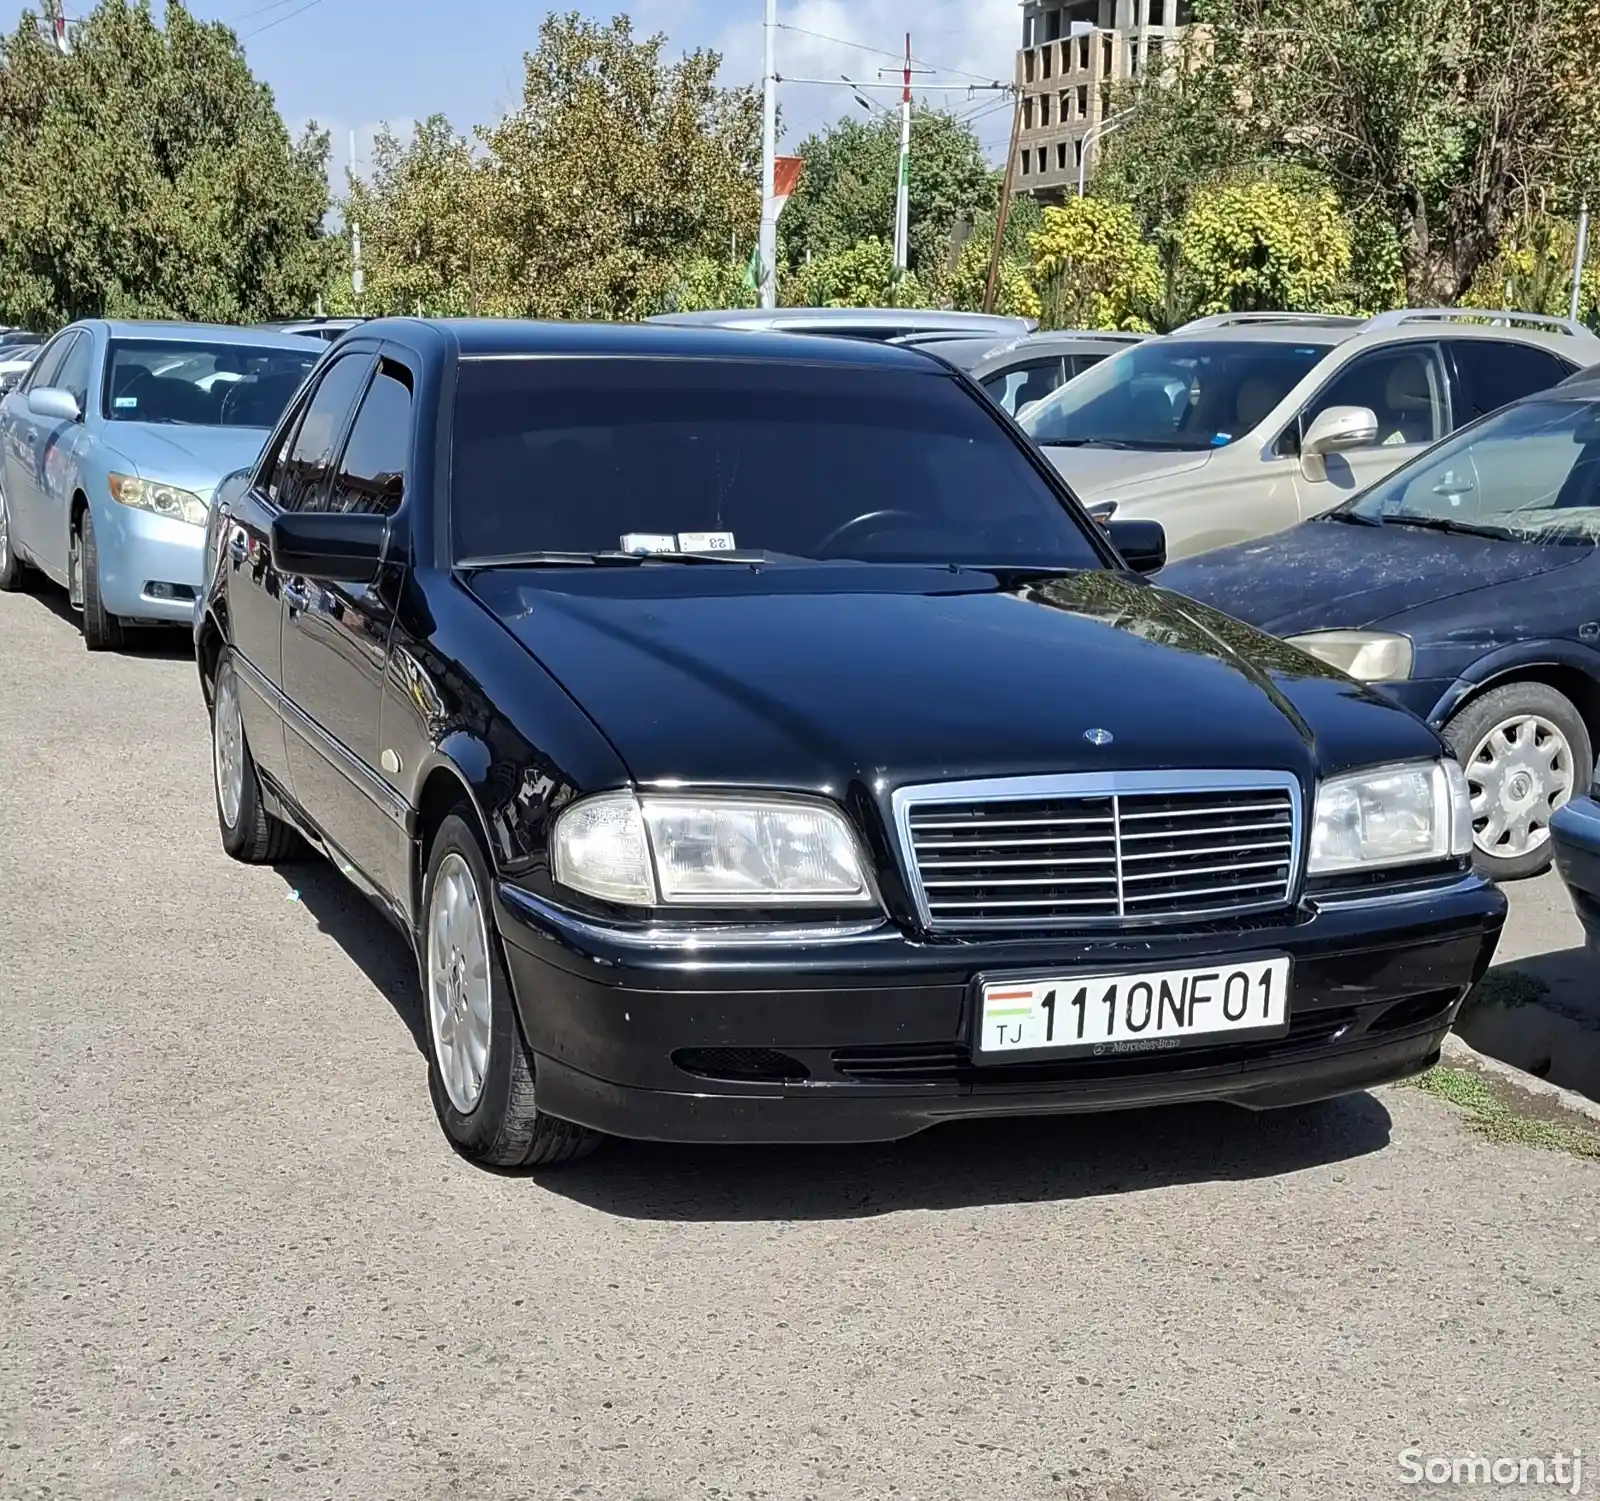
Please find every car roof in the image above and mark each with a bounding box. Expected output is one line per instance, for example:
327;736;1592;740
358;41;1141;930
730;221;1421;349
87;319;327;351
360;316;948;372
646;307;1033;335
1159;308;1600;358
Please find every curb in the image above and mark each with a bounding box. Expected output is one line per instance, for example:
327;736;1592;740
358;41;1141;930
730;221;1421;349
1440;1032;1600;1125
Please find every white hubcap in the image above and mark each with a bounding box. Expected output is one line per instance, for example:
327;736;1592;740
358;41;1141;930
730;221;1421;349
1466;712;1575;859
213;673;245;830
427;852;492;1114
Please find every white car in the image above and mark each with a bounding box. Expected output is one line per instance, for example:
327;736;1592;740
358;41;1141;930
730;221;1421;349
1021;308;1600;561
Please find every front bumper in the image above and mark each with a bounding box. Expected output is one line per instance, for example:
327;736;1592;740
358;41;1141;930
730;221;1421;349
92;498;205;623
1552;797;1600;961
494;875;1507;1145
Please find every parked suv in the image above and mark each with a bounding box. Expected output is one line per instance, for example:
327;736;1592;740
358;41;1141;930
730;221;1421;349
1020;309;1600;561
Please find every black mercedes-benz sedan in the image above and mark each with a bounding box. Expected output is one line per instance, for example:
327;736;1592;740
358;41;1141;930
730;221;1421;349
194;318;1505;1167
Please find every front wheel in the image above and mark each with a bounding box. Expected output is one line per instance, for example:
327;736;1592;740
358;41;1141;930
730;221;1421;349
421;810;602;1169
1444;682;1591;882
74;508;125;652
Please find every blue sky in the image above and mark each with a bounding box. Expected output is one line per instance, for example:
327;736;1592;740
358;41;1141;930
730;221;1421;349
5;0;1021;186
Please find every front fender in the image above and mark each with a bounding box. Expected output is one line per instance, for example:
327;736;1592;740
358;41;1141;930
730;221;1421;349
1428;639;1600;724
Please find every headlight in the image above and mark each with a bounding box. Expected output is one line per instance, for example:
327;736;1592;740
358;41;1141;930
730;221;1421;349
1285;630;1413;682
1309;759;1473;875
551;791;875;907
107;472;208;527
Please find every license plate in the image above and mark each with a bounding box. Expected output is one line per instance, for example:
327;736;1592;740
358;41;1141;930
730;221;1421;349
975;956;1291;1061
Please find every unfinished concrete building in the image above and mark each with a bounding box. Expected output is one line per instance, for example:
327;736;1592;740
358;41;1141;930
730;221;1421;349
1015;0;1194;199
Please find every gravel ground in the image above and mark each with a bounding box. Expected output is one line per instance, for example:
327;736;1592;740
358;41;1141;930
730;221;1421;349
2;586;1596;1501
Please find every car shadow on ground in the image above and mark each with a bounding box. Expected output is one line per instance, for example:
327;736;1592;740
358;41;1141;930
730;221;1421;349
18;579;193;659
275;849;1396;1218
273;854;429;1056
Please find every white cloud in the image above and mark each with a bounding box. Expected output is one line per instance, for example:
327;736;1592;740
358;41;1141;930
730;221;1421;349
711;0;1021;157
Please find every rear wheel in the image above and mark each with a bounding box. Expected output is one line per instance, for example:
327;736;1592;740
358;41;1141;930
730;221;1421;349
1444;682;1590;881
211;653;299;863
74;508;125;652
0;479;33;592
421;809;602;1169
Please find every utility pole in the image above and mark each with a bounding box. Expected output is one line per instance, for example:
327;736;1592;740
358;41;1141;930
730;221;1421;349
1572;199;1590;324
983;89;1023;315
758;0;779;310
893;33;912;278
40;0;71;54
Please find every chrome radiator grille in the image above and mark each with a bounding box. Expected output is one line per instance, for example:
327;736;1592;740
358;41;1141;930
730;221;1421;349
894;772;1301;931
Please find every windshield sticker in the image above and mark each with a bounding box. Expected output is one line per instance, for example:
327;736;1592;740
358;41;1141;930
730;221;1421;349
114;396;138;409
1210;433;1231;446
620;533;678;555
675;531;737;553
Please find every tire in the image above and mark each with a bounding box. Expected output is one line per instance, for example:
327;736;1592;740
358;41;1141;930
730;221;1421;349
1444;681;1592;882
0;477;33;592
76;508;126;652
210;652;299;863
420;809;603;1169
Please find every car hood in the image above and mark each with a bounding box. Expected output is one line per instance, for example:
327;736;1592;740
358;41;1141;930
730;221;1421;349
101;422;271;497
1038;445;1213;500
467;565;1438;790
1156;516;1590;635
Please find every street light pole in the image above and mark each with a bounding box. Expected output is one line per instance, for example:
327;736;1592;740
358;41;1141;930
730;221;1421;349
1572;199;1590;324
758;0;779;310
1077;106;1137;198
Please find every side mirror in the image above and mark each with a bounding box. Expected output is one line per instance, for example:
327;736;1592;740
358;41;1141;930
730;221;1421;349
1106;518;1166;575
270;510;389;585
1301;404;1378;457
28;386;80;423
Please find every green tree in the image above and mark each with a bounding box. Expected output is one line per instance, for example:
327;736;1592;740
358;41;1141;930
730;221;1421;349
784;238;928;309
1028;198;1161;331
1174;176;1354;317
780;109;997;282
1167;0;1600;303
340;116;489;317
0;0;332;328
474;12;760;320
1460;217;1600;326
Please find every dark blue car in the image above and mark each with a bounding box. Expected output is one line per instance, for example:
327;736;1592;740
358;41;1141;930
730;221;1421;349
1160;367;1600;883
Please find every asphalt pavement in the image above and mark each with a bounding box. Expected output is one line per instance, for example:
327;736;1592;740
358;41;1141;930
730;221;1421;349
2;585;1596;1501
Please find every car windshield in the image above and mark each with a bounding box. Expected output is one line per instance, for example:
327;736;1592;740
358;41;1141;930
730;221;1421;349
450;357;1105;569
103;339;318;428
1344;396;1600;543
1020;338;1331;451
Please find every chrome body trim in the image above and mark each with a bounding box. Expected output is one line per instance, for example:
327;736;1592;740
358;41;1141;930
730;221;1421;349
890;769;1305;933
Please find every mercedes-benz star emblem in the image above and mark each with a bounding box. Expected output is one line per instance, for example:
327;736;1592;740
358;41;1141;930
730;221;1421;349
1083;728;1114;746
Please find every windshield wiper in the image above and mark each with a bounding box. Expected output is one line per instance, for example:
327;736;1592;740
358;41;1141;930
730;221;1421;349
1377;515;1522;542
1326;509;1382;526
456;549;784;570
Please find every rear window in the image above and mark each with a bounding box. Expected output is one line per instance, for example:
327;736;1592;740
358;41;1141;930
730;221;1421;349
449;357;1103;570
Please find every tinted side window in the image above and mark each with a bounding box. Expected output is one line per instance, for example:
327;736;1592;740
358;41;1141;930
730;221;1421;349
276;354;370;512
321;361;412;516
1300;345;1449;450
23;331;76;394
1450;340;1574;424
55;333;94;410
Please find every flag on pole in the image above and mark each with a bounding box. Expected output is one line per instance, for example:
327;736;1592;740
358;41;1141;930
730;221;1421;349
746;156;805;290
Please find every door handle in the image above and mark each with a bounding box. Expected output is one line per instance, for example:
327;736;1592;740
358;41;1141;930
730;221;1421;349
227;528;248;562
282;579;312;614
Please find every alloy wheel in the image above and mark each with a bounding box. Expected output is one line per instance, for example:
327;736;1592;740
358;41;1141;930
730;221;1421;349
212;671;246;831
1465;712;1575;859
427;851;493;1115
